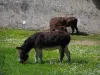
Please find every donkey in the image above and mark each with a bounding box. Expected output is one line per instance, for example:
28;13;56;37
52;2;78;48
50;17;79;34
16;30;71;64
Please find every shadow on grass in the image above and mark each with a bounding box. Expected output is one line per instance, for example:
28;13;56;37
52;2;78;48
72;60;88;64
27;59;61;64
45;58;89;64
71;31;89;36
0;72;5;75
24;58;89;64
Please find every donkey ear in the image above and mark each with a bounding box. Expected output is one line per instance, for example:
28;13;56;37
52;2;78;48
16;47;21;50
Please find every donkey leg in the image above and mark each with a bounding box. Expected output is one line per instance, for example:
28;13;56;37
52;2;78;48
74;25;79;35
59;46;65;63
35;48;43;63
38;50;43;63
71;26;74;35
75;27;79;35
75;21;78;35
35;49;39;63
64;46;71;62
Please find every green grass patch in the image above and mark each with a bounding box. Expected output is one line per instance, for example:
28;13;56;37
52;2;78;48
0;28;100;75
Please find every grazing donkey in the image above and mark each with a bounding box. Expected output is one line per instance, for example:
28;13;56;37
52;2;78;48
16;30;71;64
50;17;79;34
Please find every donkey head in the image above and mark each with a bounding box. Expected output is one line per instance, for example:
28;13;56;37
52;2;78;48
16;47;28;63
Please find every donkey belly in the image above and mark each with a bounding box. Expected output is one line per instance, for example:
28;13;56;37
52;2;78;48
43;46;61;50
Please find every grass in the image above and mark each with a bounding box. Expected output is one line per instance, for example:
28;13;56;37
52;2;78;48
0;28;100;75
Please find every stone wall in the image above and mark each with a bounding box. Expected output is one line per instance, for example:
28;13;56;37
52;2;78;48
0;0;100;34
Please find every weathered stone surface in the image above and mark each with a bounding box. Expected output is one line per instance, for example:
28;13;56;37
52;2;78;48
0;0;100;34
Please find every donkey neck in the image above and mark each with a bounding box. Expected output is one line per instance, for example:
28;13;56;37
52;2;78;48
21;43;32;53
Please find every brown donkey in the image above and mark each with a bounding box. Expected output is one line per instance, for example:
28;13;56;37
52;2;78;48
50;17;79;34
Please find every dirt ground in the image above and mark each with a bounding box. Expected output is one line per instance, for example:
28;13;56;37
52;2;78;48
70;40;100;45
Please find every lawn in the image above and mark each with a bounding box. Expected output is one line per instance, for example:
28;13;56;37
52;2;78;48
0;28;100;75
